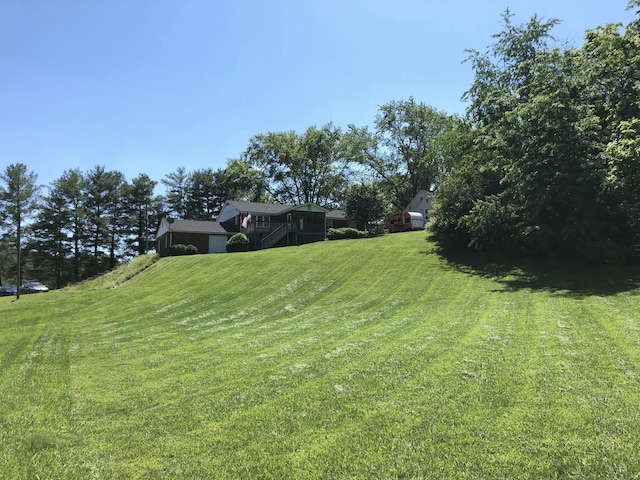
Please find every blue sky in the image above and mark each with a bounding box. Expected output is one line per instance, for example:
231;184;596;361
1;0;635;191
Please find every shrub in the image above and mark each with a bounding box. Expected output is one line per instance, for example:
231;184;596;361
326;228;368;240
170;244;198;256
226;233;249;252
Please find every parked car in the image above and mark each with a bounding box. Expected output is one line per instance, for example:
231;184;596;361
20;281;49;294
0;285;17;296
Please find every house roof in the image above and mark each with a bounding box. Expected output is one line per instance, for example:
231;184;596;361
224;200;293;216
405;189;435;212
325;209;347;220
218;200;328;223
158;218;234;237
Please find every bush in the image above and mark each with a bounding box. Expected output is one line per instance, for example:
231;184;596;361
170;244;198;256
326;228;368;240
226;233;249;252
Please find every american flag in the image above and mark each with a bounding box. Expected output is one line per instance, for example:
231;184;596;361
241;212;251;228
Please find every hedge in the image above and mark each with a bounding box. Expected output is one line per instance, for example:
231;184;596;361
326;228;369;240
226;233;249;252
170;244;198;255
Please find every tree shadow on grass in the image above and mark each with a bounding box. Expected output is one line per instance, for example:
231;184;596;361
426;242;640;298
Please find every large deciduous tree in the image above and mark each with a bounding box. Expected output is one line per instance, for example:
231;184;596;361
432;5;640;263
370;98;455;211
345;183;387;231
582;3;640;261
603;119;640;259
215;158;269;204
0;163;40;298
244;123;355;207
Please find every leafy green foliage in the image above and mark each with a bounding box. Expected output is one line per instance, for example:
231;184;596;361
83;166;128;274
170;243;198;255
243;123;358;207
225;232;249;252
370;98;456;211
344;183;386;230
161;166;189;218
603;119;640;256
215;158;269;204
431;9;640;264
326;227;368;240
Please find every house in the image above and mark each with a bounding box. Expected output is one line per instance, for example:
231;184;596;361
325;209;359;230
156;200;354;256
405;190;434;221
219;200;328;251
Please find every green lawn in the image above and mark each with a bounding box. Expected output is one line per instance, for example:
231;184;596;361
2;232;640;479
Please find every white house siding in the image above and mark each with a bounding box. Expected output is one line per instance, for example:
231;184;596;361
405;190;434;220
218;203;241;223
209;235;228;253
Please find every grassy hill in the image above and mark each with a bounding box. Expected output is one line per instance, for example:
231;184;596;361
2;232;640;479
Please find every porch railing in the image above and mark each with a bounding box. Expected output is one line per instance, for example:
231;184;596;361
260;222;293;250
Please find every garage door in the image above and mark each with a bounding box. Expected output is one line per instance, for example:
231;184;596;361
209;235;228;253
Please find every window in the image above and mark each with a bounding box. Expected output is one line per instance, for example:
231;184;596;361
256;215;270;228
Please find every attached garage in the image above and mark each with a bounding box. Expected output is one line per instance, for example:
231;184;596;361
155;218;235;256
208;235;228;254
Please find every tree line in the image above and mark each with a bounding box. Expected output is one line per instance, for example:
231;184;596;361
431;3;640;264
2;3;639;292
0;100;454;290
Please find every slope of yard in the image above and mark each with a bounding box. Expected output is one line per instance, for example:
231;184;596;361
1;232;640;479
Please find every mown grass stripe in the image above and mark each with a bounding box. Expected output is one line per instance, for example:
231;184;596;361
2;232;640;478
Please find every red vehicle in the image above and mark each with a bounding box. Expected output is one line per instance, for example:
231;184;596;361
387;211;425;233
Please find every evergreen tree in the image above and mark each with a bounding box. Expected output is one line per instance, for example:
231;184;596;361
0;163;40;298
185;168;220;220
84;166;122;275
127;173;162;255
30;183;72;288
161;167;189;219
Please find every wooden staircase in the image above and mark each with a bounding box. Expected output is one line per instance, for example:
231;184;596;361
260;222;293;250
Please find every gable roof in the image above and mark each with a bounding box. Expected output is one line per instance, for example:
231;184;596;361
325;209;347;220
156;218;235;239
218;200;327;224
405;190;434;212
221;200;293;218
291;203;328;213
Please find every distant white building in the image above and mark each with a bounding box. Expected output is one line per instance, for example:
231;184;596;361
405;190;434;221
